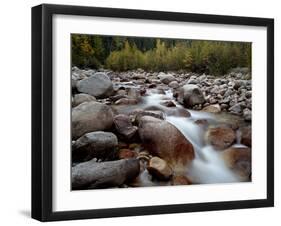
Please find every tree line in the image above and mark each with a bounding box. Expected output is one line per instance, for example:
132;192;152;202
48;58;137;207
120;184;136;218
71;34;251;75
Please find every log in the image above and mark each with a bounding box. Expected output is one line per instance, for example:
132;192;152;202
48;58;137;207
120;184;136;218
72;158;140;189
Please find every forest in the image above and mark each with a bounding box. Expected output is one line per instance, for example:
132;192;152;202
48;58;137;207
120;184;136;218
71;34;251;75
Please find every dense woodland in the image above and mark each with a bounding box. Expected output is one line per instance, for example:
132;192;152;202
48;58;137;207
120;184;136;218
71;34;251;75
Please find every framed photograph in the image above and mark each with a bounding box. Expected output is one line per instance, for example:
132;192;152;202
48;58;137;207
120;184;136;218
32;4;274;221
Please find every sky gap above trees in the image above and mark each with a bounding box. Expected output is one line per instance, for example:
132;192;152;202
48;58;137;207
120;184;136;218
71;34;251;76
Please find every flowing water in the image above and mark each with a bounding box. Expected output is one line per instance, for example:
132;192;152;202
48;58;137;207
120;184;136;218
135;88;246;185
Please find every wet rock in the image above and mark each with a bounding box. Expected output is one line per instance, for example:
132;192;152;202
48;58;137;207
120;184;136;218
160;100;176;107
202;104;221;113
77;72;113;98
72;131;118;161
147;157;173;180
158;72;176;84
241;126;251;147
72;93;96;107
138;116;195;168
72;158;140;189
172;175;192;185
113;114;138;139
178;84;205;107
195;119;208;127
205;126;236;150
223;147;251;181
72;102;114;139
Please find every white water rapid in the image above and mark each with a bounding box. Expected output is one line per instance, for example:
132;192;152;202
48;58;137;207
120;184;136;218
140;89;242;184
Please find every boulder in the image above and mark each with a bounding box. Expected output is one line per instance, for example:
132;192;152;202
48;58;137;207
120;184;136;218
168;81;179;89
72;93;96;107
72;102;114;139
138;116;195;168
223;147;251;180
113;114;138;139
72;131;118;161
205;126;236;150
77;72;113;98
178;84;205;107
147;157;173;180
72;158;140;189
158;73;176;84
202;104;221;113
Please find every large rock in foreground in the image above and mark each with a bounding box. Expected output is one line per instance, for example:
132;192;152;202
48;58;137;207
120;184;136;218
72;131;118;161
72;159;140;189
72;102;114;139
178;84;205;107
205;126;236;150
223;147;251;181
77;72;113;98
138;116;195;168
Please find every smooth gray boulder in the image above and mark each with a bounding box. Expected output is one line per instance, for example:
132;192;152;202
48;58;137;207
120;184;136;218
72;159;140;189
77;72;113;98
72;131;118;161
72;93;96;107
72;102;114;139
178;84;205;107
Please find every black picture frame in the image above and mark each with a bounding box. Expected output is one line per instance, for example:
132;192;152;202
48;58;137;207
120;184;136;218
32;3;274;222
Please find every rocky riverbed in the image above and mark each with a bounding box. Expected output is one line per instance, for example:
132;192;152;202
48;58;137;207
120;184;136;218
71;66;252;190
